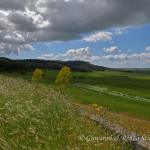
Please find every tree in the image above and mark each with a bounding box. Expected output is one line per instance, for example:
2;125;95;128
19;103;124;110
32;68;43;82
55;67;72;93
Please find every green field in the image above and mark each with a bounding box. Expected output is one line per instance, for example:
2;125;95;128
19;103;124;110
0;69;150;149
1;69;150;120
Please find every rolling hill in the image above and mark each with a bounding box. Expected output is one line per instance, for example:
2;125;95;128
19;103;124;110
0;57;112;72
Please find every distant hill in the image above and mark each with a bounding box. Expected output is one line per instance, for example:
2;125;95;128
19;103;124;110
0;57;112;72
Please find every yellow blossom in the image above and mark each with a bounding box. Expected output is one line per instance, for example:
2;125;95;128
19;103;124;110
55;66;72;92
32;68;43;82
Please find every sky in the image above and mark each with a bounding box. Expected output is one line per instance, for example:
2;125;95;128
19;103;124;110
0;0;150;68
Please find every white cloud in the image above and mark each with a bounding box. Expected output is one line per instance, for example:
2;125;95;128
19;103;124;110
99;52;150;67
19;44;34;51
146;46;150;51
115;29;123;35
0;10;9;16
63;47;91;60
41;53;54;58
38;47;100;62
37;56;46;60
131;53;150;59
103;46;121;53
101;54;129;61
83;32;113;42
101;52;150;63
90;56;100;61
4;32;25;42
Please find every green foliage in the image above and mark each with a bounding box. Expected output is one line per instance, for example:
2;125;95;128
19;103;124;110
55;67;72;92
0;75;134;149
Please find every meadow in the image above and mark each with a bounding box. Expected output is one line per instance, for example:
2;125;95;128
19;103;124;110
1;69;150;119
0;69;150;149
0;74;134;149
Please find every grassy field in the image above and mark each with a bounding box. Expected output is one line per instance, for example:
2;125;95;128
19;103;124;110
67;85;150;119
0;69;150;149
1;69;150;120
0;75;134;149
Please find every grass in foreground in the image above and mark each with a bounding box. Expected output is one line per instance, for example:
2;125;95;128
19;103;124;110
0;75;133;149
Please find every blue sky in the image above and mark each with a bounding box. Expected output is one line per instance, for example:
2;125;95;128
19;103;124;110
1;0;150;68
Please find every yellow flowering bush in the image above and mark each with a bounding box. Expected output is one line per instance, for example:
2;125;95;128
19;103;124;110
32;68;43;82
55;66;72;92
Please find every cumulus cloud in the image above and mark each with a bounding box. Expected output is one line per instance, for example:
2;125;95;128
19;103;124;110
131;53;150;59
101;52;150;61
104;52;150;67
1;0;150;55
146;46;150;51
101;54;129;61
8;8;50;32
103;46;121;53
83;32;113;42
38;47;100;62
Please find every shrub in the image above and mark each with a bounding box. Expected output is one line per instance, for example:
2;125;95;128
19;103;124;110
55;67;72;92
32;68;43;82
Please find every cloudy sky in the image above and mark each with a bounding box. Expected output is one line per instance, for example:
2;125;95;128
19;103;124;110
0;0;150;68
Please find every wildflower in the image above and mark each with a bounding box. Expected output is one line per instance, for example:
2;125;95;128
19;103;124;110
98;106;104;109
92;104;99;107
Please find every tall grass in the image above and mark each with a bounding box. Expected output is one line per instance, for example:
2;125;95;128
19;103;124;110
0;75;133;149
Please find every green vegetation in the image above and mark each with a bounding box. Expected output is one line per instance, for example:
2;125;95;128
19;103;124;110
0;75;133;149
67;85;150;119
1;69;150;120
0;67;150;149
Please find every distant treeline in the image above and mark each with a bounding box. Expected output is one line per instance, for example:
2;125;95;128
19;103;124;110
0;57;113;73
116;68;150;74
